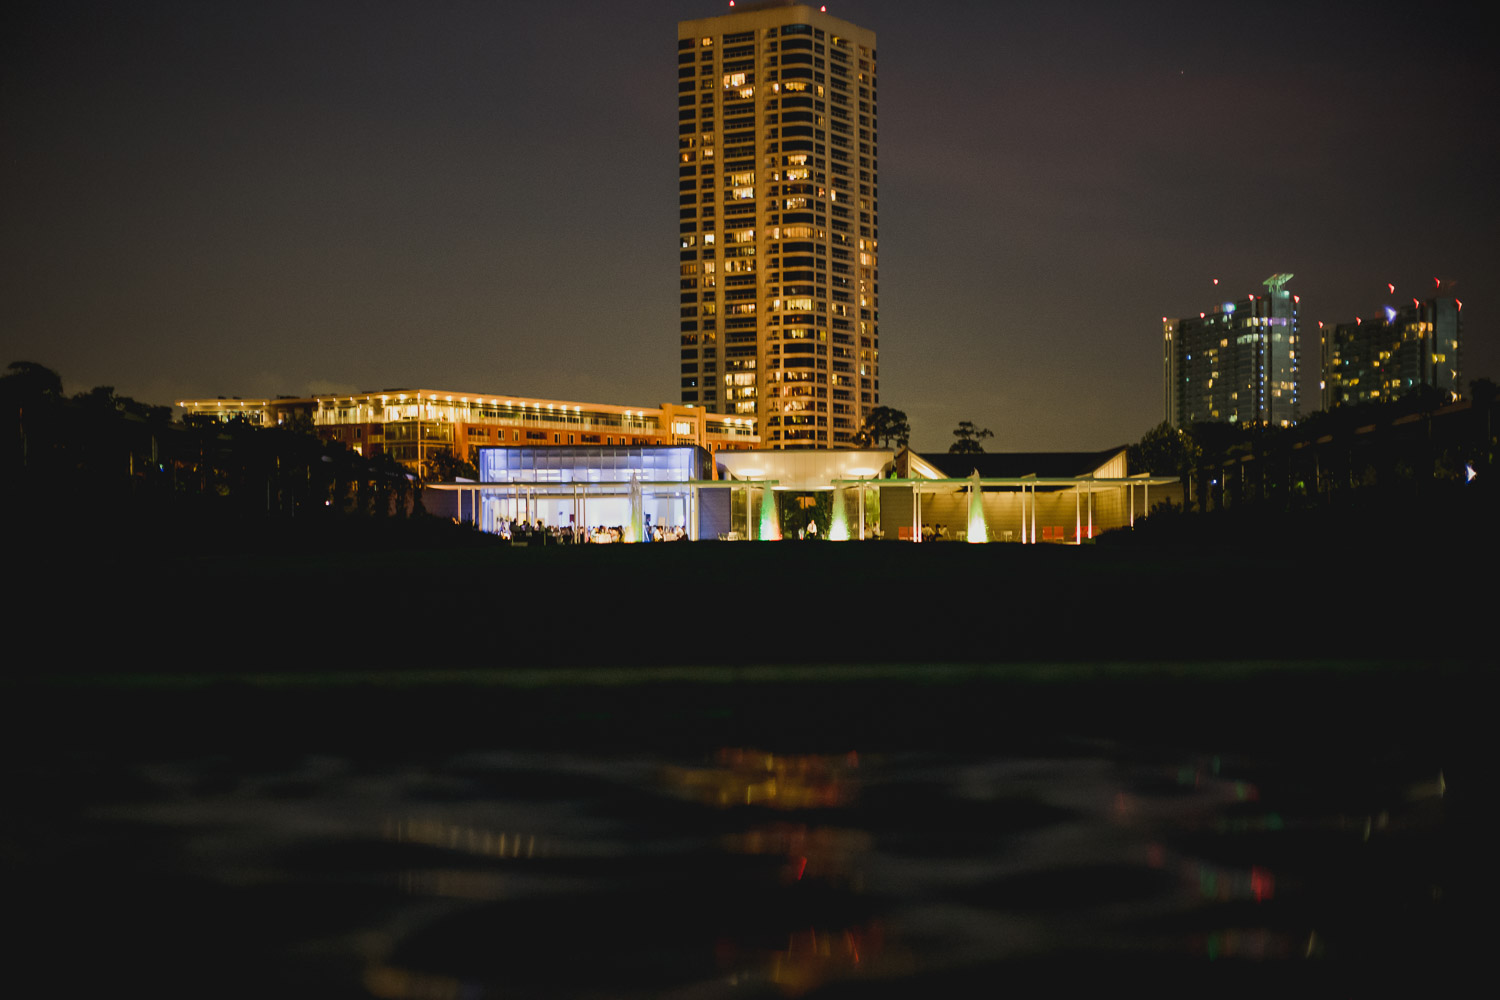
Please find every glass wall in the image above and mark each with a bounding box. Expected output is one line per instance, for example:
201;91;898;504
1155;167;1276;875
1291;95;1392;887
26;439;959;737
475;446;711;536
478;445;709;484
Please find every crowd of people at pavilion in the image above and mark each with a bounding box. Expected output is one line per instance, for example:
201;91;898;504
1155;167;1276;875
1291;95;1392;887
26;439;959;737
490;518;690;544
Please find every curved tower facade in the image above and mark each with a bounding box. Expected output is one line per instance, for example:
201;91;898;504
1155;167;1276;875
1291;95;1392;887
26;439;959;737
677;3;879;448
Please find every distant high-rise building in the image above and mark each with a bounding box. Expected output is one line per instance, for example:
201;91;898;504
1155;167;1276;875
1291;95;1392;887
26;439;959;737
677;2;879;448
1320;290;1462;409
1163;274;1300;428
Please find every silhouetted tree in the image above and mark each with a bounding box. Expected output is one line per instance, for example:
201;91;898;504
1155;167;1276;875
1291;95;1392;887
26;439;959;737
1469;377;1496;478
949;421;992;454
1187;421;1240;511
425;448;478;482
1129;421;1200;509
2;361;64;477
852;406;911;449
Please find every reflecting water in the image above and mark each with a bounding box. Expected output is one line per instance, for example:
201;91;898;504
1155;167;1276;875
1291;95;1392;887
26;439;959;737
9;738;1459;995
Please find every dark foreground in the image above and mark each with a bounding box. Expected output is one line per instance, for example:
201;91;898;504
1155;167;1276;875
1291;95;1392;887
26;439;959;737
5;659;1487;996
5;525;1490;993
20;511;1498;669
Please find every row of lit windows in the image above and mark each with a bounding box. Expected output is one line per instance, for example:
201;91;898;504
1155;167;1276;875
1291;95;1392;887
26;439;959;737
680;26;873;56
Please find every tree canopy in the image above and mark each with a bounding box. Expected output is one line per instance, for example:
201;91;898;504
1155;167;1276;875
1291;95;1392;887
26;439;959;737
425;448;479;482
1128;422;1196;477
852;405;910;449
949;421;993;454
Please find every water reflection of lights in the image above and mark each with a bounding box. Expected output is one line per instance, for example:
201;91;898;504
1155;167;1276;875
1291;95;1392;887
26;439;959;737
1194;927;1303;960
35;741;1455;994
364;964;468;1000
770;924;884;995
683;749;885;992
1127;755;1449;963
717;921;887;997
384;816;545;860
724;823;873;886
664;748;859;809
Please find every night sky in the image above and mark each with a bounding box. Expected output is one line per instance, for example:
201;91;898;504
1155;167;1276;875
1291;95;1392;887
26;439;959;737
4;0;1495;451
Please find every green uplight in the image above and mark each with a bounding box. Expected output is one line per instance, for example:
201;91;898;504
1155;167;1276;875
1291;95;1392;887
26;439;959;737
759;487;780;541
828;490;850;541
967;474;988;543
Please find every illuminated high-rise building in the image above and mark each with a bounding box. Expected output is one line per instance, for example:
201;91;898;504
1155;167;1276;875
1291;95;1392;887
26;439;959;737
1164;274;1300;428
1320;289;1462;409
677;2;880;448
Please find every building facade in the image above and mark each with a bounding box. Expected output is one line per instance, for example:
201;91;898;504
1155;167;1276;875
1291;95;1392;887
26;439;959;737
677;2;880;448
472;445;723;541
1320;293;1462;409
178;389;758;476
1164;274;1300;428
438;444;1176;544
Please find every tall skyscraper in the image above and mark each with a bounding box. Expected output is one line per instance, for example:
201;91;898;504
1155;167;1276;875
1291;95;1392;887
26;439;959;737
677;2;879;448
1163;274;1300;428
1320;288;1462;410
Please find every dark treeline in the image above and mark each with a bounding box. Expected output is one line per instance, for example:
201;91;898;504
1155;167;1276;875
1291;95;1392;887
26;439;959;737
1;361;452;547
1117;379;1497;546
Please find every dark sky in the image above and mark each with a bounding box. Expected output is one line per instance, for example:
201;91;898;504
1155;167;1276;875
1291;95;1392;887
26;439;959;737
4;0;1495;451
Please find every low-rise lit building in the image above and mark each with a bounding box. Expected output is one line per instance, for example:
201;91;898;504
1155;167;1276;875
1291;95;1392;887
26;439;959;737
430;444;1176;543
177;389;759;476
887;448;1176;543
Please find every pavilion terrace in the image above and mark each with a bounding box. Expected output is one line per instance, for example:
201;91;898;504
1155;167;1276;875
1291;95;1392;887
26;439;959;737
425;446;1178;543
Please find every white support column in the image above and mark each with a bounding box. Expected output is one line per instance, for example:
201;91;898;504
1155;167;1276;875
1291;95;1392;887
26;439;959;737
1075;489;1081;545
1087;485;1093;541
858;483;866;540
